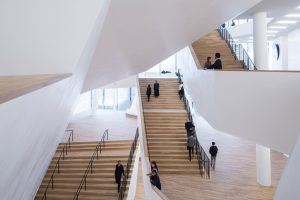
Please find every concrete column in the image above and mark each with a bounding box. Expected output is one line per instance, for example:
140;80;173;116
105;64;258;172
256;144;272;186
281;35;288;70
253;12;268;70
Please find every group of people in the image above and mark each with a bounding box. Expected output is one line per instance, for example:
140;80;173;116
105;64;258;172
146;80;160;102
204;52;222;70
184;121;219;170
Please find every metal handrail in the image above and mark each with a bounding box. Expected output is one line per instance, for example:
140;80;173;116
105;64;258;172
217;27;257;70
73;129;109;200
42;129;74;200
118;128;139;200
177;70;210;178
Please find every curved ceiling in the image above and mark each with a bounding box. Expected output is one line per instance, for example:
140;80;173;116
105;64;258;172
82;0;262;92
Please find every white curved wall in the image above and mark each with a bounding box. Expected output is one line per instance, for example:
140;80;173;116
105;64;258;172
0;1;110;199
83;0;261;91
0;0;108;75
178;47;300;154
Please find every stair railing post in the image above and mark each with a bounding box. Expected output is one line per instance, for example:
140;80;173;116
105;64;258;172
58;160;60;173
51;175;54;189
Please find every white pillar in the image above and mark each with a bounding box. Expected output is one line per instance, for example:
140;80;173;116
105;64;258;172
281;35;288;70
256;144;272;186
253;12;268;70
91;89;99;114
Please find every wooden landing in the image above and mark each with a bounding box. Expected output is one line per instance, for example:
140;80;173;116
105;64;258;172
0;73;71;104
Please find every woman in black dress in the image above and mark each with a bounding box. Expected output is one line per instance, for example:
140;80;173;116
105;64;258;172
147;161;161;190
146;84;151;102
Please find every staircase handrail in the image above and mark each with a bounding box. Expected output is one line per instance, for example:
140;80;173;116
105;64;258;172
42;129;74;200
118;128;139;200
217;27;257;70
73;129;109;200
176;71;210;178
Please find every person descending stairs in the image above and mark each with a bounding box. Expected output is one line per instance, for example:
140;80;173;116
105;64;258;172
139;78;201;198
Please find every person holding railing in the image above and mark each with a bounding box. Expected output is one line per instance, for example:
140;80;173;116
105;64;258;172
187;134;196;161
115;160;124;192
209;142;218;170
207;53;222;70
147;161;161;190
178;82;184;100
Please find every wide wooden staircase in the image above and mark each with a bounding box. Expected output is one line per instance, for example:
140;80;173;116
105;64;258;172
35;140;132;200
192;30;244;70
139;78;201;198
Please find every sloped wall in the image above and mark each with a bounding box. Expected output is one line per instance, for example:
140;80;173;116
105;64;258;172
0;1;110;199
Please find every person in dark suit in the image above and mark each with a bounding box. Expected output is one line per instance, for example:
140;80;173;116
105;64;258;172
115;160;124;192
146;84;151;102
209;142;218;170
154;80;159;97
208;53;222;70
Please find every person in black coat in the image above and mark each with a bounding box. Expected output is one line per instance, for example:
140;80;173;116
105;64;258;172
185;121;195;137
208;53;222;70
209;142;219;170
153;80;159;97
146;84;151;102
147;161;161;190
115;160;124;192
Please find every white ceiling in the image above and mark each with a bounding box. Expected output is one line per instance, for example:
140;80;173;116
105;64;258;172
82;0;262;92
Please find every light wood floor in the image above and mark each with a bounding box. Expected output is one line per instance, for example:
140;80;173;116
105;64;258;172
160;116;287;200
66;110;138;142
0;73;71;104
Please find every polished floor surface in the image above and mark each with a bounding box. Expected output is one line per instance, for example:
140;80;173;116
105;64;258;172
159;115;287;200
66;110;138;142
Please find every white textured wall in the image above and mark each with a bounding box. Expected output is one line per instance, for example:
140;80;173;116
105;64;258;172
177;47;300;155
0;0;105;75
0;0;111;199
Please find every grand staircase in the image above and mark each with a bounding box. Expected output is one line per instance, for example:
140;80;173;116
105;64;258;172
139;78;201;198
192;30;244;70
35;140;132;200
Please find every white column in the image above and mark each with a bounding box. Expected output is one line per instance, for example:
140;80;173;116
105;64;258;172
281;35;288;70
253;12;268;70
256;144;272;186
91;89;99;114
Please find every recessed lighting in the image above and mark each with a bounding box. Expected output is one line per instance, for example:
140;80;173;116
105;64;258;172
269;26;287;29
267;30;278;33
297;6;300;9
286;14;300;18
277;20;298;24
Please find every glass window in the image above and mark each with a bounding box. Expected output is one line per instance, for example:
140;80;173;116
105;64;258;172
117;88;130;110
103;88;115;109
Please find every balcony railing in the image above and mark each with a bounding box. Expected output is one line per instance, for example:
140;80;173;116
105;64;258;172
218;27;257;70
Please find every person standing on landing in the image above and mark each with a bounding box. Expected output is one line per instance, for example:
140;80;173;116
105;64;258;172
146;84;151;102
209;142;218;170
153;80;159;97
114;160;124;192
